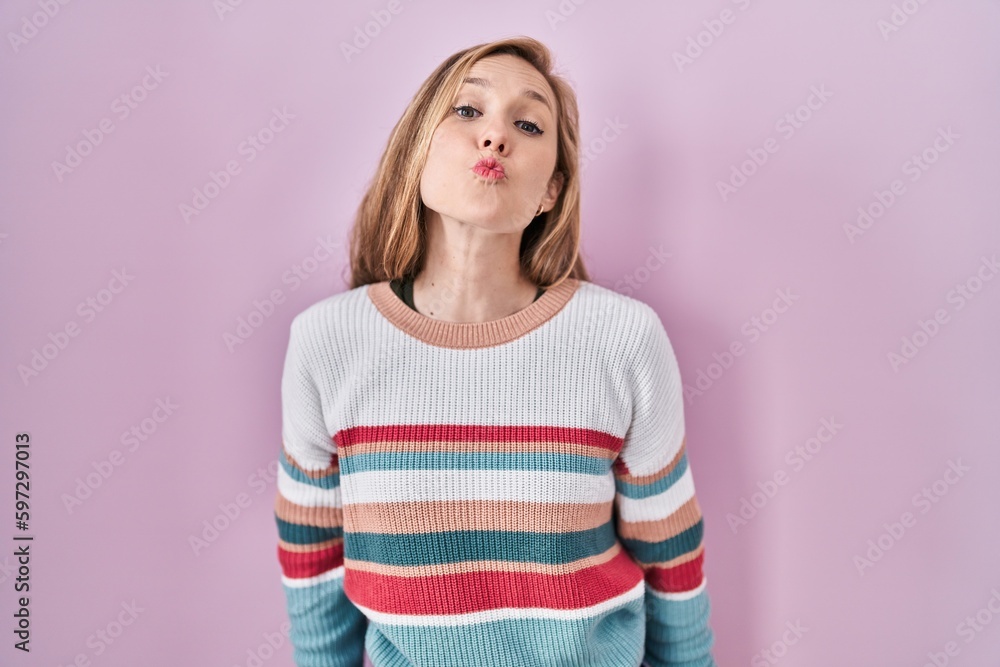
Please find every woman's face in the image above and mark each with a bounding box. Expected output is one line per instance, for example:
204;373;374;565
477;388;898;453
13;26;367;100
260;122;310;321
420;54;563;234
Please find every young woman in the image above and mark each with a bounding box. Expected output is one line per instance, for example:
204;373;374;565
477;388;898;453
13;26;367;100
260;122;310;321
273;36;717;667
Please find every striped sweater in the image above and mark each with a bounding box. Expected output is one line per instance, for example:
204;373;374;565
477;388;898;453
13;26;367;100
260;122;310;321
273;277;717;667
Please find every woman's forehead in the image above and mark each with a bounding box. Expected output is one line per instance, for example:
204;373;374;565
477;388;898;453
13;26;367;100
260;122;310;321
467;55;549;89
463;56;555;114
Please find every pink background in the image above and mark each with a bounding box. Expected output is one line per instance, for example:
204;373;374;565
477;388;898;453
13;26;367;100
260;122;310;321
3;1;1000;665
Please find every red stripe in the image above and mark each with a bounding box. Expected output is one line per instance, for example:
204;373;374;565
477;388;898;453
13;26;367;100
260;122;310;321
278;542;344;579
343;548;643;615
335;424;623;454
645;550;705;594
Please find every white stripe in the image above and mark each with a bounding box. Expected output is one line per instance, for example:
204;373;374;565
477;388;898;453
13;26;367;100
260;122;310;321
282;565;345;588
647;575;707;601
342;469;615;505
277;465;341;508
312;282;639;439
352;578;645;626
616;466;695;523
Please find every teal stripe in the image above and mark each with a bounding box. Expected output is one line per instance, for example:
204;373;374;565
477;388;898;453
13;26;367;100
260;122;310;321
348;523;617;567
619;520;703;565
644;586;716;666
276;516;343;545
364;594;646;667
280;451;340;489
343;451;609;475
283;576;367;667
615;452;688;499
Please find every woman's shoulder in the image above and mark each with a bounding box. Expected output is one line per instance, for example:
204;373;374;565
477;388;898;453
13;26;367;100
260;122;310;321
287;282;374;346
292;282;369;318
571;279;665;335
570;282;684;388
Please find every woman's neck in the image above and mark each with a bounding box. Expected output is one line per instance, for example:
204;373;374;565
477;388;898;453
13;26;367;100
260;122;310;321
410;270;540;323
413;214;541;323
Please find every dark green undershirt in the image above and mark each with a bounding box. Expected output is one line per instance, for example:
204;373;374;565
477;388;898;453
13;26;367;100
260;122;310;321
389;275;545;313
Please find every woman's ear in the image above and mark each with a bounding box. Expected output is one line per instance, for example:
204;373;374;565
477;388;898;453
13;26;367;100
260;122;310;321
545;170;565;207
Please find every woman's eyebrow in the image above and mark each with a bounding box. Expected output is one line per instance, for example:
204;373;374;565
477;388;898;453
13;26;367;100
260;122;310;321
461;76;552;114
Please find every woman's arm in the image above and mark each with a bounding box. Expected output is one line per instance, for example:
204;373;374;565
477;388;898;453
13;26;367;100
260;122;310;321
614;305;717;667
274;315;367;667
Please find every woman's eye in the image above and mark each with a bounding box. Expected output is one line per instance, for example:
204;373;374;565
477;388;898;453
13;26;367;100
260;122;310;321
453;105;544;136
454;105;480;119
517;121;542;135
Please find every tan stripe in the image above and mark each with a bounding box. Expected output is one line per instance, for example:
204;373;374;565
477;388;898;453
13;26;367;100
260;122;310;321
367;277;581;350
615;496;703;542
278;536;343;553
282;442;338;478
345;541;624;578
341;439;617;460
274;493;343;528
344;499;612;534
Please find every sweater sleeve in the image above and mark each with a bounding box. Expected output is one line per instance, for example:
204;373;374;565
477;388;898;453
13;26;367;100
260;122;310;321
273;316;368;667
613;306;717;667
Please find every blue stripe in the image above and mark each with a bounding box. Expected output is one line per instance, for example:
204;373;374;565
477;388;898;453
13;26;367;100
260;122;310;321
645;586;716;666
342;451;609;475
614;452;688;499
283;576;367;667
280;451;340;489
347;522;617;567
619;520;703;564
364;594;646;667
276;516;343;545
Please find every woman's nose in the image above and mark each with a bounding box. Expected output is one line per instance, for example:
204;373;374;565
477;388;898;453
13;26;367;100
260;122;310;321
481;121;508;153
483;138;505;153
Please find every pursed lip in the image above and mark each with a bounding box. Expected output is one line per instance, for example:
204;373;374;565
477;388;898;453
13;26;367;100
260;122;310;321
472;156;506;179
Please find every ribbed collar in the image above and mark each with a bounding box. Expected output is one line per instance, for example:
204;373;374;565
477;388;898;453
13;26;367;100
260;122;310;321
367;278;581;349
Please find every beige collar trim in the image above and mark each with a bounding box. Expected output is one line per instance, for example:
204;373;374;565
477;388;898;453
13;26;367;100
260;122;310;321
367;278;581;349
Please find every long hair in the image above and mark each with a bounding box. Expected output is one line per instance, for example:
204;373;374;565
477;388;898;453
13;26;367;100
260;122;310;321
346;36;590;290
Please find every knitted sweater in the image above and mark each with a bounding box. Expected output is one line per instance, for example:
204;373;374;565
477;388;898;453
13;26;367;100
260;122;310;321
273;277;717;667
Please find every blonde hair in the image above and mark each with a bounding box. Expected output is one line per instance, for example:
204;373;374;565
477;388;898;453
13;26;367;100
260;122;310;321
346;36;590;290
